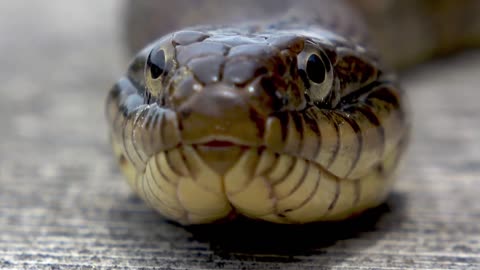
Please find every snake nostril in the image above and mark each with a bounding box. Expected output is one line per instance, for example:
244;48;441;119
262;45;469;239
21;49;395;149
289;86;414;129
243;75;289;115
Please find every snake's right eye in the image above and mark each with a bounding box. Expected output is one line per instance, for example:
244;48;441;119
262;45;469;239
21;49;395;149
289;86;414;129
306;54;327;84
147;49;166;79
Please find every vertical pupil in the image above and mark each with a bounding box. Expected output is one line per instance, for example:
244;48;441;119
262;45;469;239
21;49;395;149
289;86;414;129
148;49;166;79
306;54;326;84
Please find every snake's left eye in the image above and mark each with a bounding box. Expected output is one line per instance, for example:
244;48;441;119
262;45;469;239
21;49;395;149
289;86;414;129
298;46;334;103
147;49;166;79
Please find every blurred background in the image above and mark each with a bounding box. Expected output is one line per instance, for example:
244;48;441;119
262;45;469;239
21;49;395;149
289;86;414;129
0;1;479;269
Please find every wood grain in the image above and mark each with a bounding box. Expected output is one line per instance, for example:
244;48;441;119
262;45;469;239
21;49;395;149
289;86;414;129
0;1;479;269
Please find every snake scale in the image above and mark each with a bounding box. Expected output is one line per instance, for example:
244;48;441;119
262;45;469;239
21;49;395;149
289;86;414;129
106;0;480;224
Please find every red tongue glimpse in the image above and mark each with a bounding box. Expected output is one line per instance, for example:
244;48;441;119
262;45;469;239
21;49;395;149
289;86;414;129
202;140;236;147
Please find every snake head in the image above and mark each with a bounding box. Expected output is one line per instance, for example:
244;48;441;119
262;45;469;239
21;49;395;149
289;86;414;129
129;27;381;148
108;25;407;224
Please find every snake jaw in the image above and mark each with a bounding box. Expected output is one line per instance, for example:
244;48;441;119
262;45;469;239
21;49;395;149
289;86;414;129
201;140;238;148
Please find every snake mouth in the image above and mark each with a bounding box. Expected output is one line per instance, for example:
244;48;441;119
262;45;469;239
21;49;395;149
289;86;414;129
200;140;239;148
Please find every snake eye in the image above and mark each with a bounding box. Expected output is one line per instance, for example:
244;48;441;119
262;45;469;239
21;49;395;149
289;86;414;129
306;54;326;83
147;49;166;79
298;46;334;104
306;52;332;84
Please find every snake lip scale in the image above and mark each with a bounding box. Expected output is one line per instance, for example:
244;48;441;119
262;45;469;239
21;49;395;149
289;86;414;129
106;5;409;224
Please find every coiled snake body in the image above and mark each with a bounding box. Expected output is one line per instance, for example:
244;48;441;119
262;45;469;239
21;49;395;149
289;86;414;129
106;0;478;224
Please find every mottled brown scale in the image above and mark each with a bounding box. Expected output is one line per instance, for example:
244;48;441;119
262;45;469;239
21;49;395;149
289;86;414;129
107;0;412;224
176;41;229;65
334;50;379;97
268;35;306;53
187;55;224;84
172;30;210;46
223;58;267;86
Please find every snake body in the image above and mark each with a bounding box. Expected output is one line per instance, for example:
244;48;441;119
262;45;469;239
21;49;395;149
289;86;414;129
106;0;477;224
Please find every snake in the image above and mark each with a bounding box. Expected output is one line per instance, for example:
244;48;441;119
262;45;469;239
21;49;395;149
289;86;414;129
105;0;480;224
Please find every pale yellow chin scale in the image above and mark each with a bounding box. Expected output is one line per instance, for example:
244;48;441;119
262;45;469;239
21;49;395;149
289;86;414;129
111;136;400;225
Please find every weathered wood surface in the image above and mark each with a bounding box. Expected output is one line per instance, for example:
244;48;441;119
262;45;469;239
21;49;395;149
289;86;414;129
1;1;479;269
